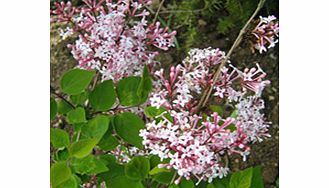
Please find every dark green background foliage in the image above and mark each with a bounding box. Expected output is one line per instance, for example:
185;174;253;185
166;0;278;55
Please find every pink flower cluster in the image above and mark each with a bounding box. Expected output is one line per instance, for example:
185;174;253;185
51;0;176;81
252;15;279;54
140;48;271;184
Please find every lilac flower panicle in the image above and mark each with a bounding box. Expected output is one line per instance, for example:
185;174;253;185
140;48;272;184
51;0;176;82
252;15;279;54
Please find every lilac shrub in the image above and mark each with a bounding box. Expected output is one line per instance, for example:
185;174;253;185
50;0;278;187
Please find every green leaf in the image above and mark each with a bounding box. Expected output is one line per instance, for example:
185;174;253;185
98;128;119;151
180;177;195;188
81;115;109;140
50;97;58;120
206;184;215;188
70;91;88;106
225;124;237;132
149;166;170;175
66;107;86;124
116;76;141;106
50;161;71;187
125;156;150;180
57;99;74;115
55;175;78;188
71;155;108;175
137;65;153;102
55;148;70;161
144;106;173;122
149;155;161;169
209;105;224;117
89;80;116;111
98;155;125;181
106;176;144;188
250;166;264;188
144;106;166;118
69;138;98;158
113;112;145;149
230;110;238;118
50;128;70;149
229;167;253;188
152;169;175;184
212;175;231;188
60;69;95;95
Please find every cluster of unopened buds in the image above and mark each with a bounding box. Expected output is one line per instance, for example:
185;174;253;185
251;15;279;54
51;0;176;82
140;48;271;184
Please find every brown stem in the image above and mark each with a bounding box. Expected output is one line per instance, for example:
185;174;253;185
196;0;266;110
169;171;177;185
92;72;100;90
153;0;165;24
50;86;75;109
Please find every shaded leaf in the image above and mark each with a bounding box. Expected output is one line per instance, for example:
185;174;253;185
71;155;108;175
57;99;74;115
89;80;116;111
113;112;145;149
70;91;88;106
50;97;58;120
250;166;264;188
106;176;143;188
125;156;150;180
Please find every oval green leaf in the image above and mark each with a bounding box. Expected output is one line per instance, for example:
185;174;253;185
125;156;150;180
89;80;116;111
81;115;109;140
50;161;71;187
69;138;98;158
113;112;145;149
60;69;95;95
229;167;253;188
50;128;70;149
55;175;77;188
66;107;86;124
116;76;142;106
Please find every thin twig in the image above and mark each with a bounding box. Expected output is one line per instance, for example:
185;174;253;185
196;0;266;110
92;72;100;90
153;0;165;24
50;86;75;109
158;9;203;14
169;171;177;185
